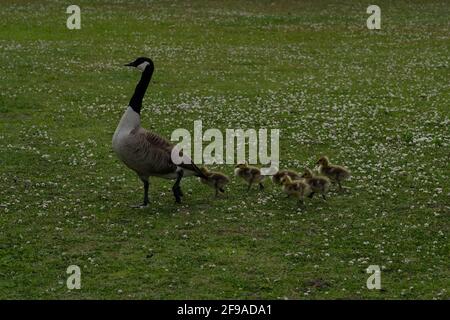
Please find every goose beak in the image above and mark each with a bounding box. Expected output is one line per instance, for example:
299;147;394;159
124;62;134;67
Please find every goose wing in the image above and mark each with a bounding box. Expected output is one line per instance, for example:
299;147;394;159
127;128;175;174
136;128;206;178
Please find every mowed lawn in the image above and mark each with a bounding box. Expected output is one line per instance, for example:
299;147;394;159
0;0;449;299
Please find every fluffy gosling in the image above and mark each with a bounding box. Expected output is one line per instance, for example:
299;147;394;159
272;169;302;185
234;162;265;191
280;175;311;205
199;167;230;197
301;168;331;200
316;156;351;191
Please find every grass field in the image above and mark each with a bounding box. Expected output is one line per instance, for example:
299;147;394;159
0;0;449;299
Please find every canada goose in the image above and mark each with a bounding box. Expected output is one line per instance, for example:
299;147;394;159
300;168;330;200
272;169;302;185
234;162;265;191
199;167;230;197
112;57;206;207
316;156;351;191
280;175;311;205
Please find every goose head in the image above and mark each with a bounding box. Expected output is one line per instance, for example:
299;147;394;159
125;57;154;72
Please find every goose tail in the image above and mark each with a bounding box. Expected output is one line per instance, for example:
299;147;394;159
191;163;208;179
179;162;208;179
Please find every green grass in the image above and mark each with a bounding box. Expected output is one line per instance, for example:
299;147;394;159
0;0;449;299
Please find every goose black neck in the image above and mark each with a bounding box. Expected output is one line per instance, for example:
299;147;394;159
129;65;154;114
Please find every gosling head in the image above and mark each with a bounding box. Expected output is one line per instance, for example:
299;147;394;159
280;175;292;185
200;166;210;175
301;168;314;179
235;161;249;169
124;57;154;72
317;156;330;166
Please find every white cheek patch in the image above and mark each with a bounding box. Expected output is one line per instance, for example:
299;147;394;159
137;61;150;72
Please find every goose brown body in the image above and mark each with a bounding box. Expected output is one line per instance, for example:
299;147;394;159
114;122;202;179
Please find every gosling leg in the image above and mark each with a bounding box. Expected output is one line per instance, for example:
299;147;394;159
214;182;219;198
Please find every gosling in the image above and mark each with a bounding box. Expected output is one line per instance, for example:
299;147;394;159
234;162;265;191
199;167;230;197
316;156;351;192
272;169;302;185
280;175;311;205
300;168;331;200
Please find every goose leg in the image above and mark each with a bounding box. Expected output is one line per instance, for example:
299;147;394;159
308;191;315;199
259;182;264;190
143;180;149;205
338;180;343;192
131;179;149;208
172;169;184;203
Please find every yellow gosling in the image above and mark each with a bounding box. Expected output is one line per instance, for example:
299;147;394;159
234;162;265;191
301;168;331;200
316;156;351;192
272;169;302;185
199;167;230;197
280;175;311;205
